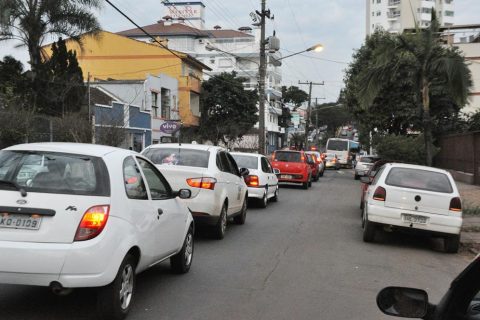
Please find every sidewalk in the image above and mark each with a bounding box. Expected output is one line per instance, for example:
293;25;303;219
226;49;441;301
457;182;480;253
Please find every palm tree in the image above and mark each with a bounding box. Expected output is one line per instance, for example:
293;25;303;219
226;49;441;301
358;12;471;166
0;0;102;72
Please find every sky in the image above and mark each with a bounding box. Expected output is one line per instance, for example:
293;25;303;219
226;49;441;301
1;0;479;103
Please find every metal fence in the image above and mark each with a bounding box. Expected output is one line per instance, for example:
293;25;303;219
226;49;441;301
435;131;480;185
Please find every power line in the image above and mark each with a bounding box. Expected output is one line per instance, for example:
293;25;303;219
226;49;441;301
280;49;349;65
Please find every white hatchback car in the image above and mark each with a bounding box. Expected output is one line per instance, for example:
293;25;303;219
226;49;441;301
0;143;194;320
231;152;279;208
361;163;463;253
142;144;249;239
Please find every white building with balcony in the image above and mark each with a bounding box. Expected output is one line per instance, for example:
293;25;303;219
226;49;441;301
117;1;283;152
366;0;455;35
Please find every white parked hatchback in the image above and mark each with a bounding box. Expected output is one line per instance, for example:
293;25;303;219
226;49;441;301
142;144;249;239
361;163;463;253
231;152;279;208
0;143;194;320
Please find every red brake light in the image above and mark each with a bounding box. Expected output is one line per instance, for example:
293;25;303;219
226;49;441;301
449;197;462;212
74;205;110;241
244;175;259;187
373;186;386;201
186;177;217;190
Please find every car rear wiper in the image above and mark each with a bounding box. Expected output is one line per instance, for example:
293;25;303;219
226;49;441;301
0;180;27;197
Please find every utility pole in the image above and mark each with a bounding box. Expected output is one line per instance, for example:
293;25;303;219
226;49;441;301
256;0;270;155
299;81;324;150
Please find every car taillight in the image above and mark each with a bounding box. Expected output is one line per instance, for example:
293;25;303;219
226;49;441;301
449;197;462;212
186;177;217;190
244;175;259;187
74;205;110;241
373;186;386;201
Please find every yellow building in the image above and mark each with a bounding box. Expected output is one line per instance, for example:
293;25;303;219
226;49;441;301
42;31;210;126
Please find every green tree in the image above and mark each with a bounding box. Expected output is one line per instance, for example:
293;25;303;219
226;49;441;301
357;13;472;165
311;102;352;137
200;72;258;145
36;38;85;116
281;86;308;109
0;0;101;73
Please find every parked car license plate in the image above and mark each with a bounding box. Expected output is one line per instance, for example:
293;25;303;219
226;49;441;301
0;214;42;230
280;175;292;179
402;214;428;225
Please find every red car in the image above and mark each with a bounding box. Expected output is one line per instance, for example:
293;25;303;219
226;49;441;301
271;150;313;189
306;153;319;182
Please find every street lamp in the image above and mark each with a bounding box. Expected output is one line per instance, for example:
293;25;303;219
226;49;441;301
276;43;323;61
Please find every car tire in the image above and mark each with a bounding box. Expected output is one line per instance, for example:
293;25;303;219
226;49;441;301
360;200;364;211
354;174;360;180
213;203;228;240
308;176;312;187
362;210;376;243
97;254;137;320
258;190;268;208
302;181;308;189
271;187;279;202
170;226;194;274
444;235;460;253
319;169;324;177
233;197;247;225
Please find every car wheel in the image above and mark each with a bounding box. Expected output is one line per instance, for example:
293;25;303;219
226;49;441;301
314;173;319;182
360;200;364;211
319;169;324;177
97;254;136;320
213;203;228;239
170;226;194;274
258;190;268;208
233;197;247;224
302;181;308;189
354;174;360;180
308;176;312;187
271;187;279;202
362;209;376;243
444;235;460;253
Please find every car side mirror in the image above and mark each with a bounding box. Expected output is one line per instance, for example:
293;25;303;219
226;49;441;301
360;176;371;184
175;189;192;199
273;168;280;175
377;287;429;318
239;168;250;177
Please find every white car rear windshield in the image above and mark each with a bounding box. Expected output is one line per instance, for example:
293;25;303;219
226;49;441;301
385;167;453;193
0;150;110;196
143;148;210;168
231;155;258;170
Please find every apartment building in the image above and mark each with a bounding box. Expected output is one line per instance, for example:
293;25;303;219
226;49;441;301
366;0;454;35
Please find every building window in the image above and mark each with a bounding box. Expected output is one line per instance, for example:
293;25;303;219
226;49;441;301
444;10;454;17
372;11;374;16
377;0;381;3
219;58;233;68
376;11;381;16
161;88;171;119
151;92;158;118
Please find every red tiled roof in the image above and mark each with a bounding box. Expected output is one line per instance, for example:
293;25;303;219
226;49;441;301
117;21;253;39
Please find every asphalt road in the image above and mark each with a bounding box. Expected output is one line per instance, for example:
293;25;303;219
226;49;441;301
0;169;472;320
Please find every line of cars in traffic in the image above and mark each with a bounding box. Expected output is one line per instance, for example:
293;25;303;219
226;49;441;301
0;142;330;320
354;155;463;253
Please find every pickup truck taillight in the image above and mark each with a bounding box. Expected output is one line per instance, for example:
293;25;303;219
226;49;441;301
74;205;110;241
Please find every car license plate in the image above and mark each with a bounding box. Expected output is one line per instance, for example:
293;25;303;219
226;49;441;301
0;213;42;230
280;175;292;179
402;214;428;225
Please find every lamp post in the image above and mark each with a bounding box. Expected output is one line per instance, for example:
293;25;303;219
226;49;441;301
276;44;323;61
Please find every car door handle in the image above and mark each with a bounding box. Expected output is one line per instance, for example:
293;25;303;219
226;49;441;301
157;209;163;216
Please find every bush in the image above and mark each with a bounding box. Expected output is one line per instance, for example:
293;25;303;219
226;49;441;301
373;134;438;165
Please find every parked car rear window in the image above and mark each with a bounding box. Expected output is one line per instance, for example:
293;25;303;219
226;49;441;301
274;151;301;163
231;155;258;170
0;150;110;196
143;148;210;168
359;156;380;163
385;167;453;193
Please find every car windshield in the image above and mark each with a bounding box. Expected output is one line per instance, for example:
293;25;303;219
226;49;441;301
143;148;210;168
359;156;380;163
274;151;301;162
0;150;110;196
325;154;336;159
385;167;453;193
231;155;258;170
327;140;348;151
